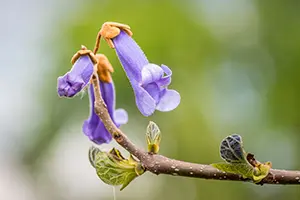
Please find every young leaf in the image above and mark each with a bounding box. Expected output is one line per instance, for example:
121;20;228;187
88;146;101;168
212;134;272;183
211;163;254;179
220;134;247;163
146;121;161;154
252;162;272;183
88;146;145;190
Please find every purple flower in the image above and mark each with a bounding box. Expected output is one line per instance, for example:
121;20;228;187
57;55;94;97
112;31;180;116
83;82;128;144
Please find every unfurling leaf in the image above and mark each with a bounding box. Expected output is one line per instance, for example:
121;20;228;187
211;163;253;179
220;134;247;163
146;121;161;154
211;134;272;183
88;146;145;190
252;162;272;183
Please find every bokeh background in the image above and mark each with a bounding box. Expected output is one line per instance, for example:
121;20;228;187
1;0;300;199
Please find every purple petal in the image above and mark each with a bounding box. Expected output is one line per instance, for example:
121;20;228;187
113;31;149;83
100;81;115;121
141;64;164;86
57;55;93;97
132;84;156;116
112;31;181;116
156;64;172;86
161;64;172;76
83;119;112;144
82;85;112;144
143;83;160;104
57;74;84;97
72;56;94;83
83;82;128;144
114;109;128;126
156;89;181;112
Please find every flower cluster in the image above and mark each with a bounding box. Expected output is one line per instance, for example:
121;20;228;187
57;22;180;144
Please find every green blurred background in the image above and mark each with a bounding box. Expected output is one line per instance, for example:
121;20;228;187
1;0;300;199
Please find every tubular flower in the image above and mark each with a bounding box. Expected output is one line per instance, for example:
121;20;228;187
82;54;128;144
57;47;96;97
83;83;128;144
112;31;180;116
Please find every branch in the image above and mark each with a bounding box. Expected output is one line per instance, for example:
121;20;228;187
91;74;300;185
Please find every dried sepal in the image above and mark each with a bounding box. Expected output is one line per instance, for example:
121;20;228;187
95;54;114;83
71;45;97;65
100;22;133;48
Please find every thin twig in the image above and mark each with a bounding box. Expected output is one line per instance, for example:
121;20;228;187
93;31;102;54
91;73;300;185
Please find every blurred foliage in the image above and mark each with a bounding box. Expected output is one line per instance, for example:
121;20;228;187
21;0;300;199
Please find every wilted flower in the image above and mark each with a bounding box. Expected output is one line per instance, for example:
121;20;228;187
112;31;180;116
57;51;95;97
